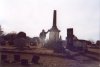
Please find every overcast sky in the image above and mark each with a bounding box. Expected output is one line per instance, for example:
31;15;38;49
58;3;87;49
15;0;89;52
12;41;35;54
0;0;100;41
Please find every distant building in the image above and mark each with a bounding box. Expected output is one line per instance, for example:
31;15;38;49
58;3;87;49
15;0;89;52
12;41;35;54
48;10;60;42
73;40;88;51
0;25;3;36
96;40;100;48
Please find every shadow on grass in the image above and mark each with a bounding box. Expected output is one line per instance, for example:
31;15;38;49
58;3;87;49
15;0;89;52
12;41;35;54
71;51;100;61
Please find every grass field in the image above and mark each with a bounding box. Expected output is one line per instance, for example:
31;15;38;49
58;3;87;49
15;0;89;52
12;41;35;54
0;47;100;67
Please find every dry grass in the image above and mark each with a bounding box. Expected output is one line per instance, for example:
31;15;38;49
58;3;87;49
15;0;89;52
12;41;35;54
0;47;100;67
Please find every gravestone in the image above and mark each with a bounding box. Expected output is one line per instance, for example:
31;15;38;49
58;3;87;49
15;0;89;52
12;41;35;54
1;54;9;63
31;55;40;64
12;55;20;63
21;59;28;65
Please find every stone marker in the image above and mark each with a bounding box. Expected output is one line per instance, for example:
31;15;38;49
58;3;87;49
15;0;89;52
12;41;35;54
1;54;9;63
21;59;28;65
31;55;40;64
12;54;20;63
